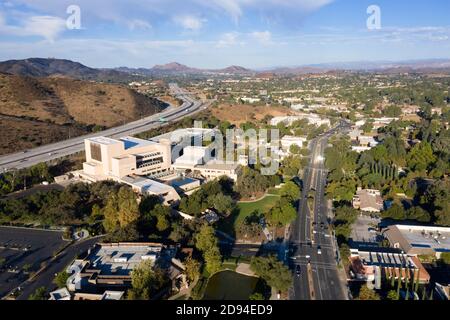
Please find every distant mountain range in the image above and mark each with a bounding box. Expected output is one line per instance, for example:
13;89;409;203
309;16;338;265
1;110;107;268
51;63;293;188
1;58;450;81
116;62;254;76
0;58;139;82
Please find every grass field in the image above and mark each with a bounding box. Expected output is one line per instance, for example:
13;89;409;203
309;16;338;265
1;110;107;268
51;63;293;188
218;194;280;237
236;195;280;225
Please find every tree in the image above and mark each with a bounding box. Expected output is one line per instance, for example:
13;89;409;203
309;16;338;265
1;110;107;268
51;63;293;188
184;257;200;282
128;260;167;300
103;186;140;233
28;287;48;300
406;142;436;173
440;252;450;265
103;193;120;233
195;224;217;252
152;204;171;232
203;246;222;274
280;155;302;177
250;256;292;292
279;181;301;202
289;144;302;155
356;285;380;300
381;203;406;220
208;193;234;215
265;198;297;228
53;271;69;288
195;224;222;275
406;206;431;223
387;290;398;300
117;186;140;228
249;292;265;300
88;204;103;224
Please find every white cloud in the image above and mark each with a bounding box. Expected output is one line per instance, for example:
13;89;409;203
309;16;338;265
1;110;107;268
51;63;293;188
216;32;243;48
250;31;272;45
8;0;334;26
0;12;66;41
127;19;152;31
173;15;205;31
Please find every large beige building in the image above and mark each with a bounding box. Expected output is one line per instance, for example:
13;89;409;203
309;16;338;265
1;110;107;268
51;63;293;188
83;136;172;180
77;136;179;205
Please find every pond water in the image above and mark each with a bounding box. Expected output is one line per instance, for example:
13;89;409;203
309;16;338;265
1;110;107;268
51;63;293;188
203;270;268;300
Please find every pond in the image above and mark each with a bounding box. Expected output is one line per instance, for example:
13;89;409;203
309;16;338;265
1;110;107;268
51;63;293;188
203;270;269;300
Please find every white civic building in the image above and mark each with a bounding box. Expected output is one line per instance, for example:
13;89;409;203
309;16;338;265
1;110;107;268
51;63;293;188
280;135;308;151
76;136;180;205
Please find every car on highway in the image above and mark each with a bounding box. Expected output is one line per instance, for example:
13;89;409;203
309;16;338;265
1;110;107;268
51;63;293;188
317;246;322;255
295;265;301;277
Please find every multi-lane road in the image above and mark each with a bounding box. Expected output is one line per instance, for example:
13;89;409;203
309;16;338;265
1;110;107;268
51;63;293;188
0;83;208;172
289;120;351;300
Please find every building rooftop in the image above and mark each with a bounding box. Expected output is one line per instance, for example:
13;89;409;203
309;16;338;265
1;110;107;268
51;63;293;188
121;176;175;195
49;287;71;300
150;128;218;144
385;225;450;253
88;136;120;146
197;160;240;171
168;177;199;188
83;243;163;276
119;136;156;150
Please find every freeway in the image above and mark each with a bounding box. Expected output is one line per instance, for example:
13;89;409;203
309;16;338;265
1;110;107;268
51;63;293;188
0;83;208;172
289;119;351;300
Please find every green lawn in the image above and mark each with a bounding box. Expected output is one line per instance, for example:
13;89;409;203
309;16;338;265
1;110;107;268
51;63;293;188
218;194;280;237
236;195;280;225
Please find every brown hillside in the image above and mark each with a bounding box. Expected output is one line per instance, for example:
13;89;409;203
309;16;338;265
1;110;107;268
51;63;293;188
0;74;166;155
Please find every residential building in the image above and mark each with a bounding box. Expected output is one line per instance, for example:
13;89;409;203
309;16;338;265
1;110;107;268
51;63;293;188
383;225;450;257
372;117;399;130
352;188;384;213
357;135;379;147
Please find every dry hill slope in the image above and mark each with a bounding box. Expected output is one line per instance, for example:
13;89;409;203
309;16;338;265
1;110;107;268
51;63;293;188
0;73;166;155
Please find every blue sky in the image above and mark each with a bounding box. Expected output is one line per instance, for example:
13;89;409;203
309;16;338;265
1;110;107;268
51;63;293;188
0;0;449;69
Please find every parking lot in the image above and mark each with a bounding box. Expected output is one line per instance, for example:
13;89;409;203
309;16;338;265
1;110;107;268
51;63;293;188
349;214;382;248
0;226;68;297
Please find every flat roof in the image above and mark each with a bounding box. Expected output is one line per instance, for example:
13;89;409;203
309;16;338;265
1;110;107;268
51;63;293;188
197;160;239;171
150;128;218;144
121;176;175;194
168;177;199;188
87;136;156;150
85;243;163;276
119;136;156;150
388;225;450;252
87;136;120;145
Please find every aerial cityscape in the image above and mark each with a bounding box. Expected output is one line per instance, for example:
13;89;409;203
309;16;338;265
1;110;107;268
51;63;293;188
0;0;449;306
